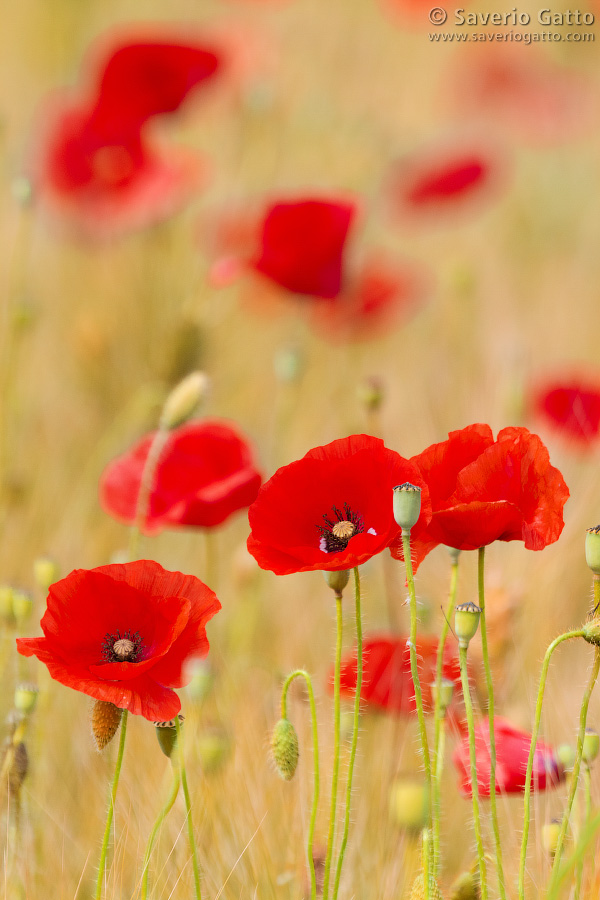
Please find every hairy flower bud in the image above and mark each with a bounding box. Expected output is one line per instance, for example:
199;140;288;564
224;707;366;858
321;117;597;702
393;483;422;532
271;718;299;781
389;777;428;831
410;873;444;900
91;700;122;751
160;371;210;430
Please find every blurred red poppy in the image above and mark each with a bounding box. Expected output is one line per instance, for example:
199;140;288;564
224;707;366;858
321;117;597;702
247;434;431;575
31;97;204;239
16;560;220;721
391;424;569;571
90;37;221;130
252;198;357;299
385;138;508;224
450;46;596;145
453;717;564;796
532;378;600;447
310;253;431;342
338;634;465;729
100;420;262;533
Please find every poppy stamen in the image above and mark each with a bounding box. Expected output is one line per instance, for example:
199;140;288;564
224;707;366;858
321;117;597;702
318;503;365;553
101;629;144;663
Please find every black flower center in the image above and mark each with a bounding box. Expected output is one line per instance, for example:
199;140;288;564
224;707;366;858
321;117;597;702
101;629;144;663
318;503;365;553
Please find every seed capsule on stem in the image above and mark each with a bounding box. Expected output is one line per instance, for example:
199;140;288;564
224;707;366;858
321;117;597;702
454;602;481;649
393;483;422;532
582;727;600;764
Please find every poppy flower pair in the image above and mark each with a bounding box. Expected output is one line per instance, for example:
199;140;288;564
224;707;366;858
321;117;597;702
246;426;568;577
204;197;431;342
453;717;564;796
31;31;222;238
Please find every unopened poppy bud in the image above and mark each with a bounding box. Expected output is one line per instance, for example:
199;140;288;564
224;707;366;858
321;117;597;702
155;715;184;759
357;376;384;413
197;728;231;774
557;743;576;772
14;683;39;715
542;819;561;857
410;873;444;900
323;569;350;597
389;777;429;831
91;700;123;751
449;868;479;900
431;677;455;714
454;602;481;649
583;727;600;764
271;718;299;781
393;483;422;532
583;618;600;647
33;557;60;592
12;590;32;624
0;585;14;624
159;371;210;430
585;525;600;575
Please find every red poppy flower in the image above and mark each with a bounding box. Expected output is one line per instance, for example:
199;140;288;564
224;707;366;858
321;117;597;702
100;419;262;534
391;424;569;571
31;97;204;239
89;36;221;131
252;198;357;299
337;634;465;728
531;378;600;447
450;46;596;146
453;717;564;797
16;560;220;721
309;253;431;343
385;138;508;225
247;434;431;576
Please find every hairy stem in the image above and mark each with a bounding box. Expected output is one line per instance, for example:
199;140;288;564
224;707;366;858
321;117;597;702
175;714;202;900
459;644;487;900
95;711;128;900
140;765;181;900
323;593;343;900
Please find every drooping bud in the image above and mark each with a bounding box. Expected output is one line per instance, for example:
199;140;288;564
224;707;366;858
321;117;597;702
585;525;600;575
410;872;444;900
33;557;60;593
14;683;39;715
12;590;33;625
454;602;481;649
155;715;184;759
430;677;455;715
557;743;576;772
197;727;231;774
389;777;429;831
542;819;562;857
583;727;600;764
159;371;210;430
323;569;350;597
271;718;299;781
583;619;600;647
91;700;123;751
393;483;422;532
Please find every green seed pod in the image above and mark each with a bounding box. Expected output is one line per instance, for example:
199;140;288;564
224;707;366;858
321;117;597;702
583;727;600;764
323;569;350;597
410;873;444;900
430;677;455;715
557;743;576;772
271;718;299;781
33;557;60;593
586;525;600;575
14;683;39;715
454;602;481;649
160;371;209;430
542;819;562;857
154;715;184;759
389;777;429;832
12;590;33;625
392;483;422;532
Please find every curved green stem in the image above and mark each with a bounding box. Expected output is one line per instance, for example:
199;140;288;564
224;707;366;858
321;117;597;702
141;765;181;900
332;567;363;900
432;554;459;872
281;670;320;900
402;529;433;892
547;647;600;894
175;714;202;900
459;644;488;900
518;629;585;899
477;548;505;900
322;593;343;900
573;766;591;900
95;710;129;900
